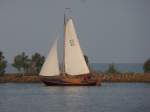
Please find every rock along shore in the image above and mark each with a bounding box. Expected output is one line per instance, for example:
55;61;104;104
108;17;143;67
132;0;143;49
0;73;150;83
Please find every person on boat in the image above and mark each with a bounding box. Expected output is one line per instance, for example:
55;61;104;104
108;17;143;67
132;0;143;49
83;74;91;81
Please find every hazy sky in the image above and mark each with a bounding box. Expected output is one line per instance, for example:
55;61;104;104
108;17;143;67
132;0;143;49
0;0;150;63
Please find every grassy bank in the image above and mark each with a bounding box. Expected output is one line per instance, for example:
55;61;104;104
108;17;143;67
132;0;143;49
0;73;150;83
0;74;40;83
99;73;150;82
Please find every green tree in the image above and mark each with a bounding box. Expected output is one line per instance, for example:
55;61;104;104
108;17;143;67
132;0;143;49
84;55;91;70
84;55;89;65
12;55;22;73
30;53;45;74
143;58;150;73
21;52;30;74
0;51;7;75
12;52;30;74
106;63;119;74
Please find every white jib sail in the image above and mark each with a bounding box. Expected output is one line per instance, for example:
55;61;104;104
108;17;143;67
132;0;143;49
40;39;60;76
64;18;90;75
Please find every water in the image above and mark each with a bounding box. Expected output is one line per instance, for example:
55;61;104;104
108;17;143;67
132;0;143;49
6;63;143;73
0;83;150;112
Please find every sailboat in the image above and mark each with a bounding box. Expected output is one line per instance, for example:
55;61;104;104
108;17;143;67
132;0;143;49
39;15;101;86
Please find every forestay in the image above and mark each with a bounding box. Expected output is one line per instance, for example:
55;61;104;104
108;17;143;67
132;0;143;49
40;39;60;76
64;19;90;75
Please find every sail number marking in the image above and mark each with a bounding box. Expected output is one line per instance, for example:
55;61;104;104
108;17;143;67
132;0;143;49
69;39;75;46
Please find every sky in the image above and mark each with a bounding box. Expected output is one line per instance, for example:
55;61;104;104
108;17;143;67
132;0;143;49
0;0;150;63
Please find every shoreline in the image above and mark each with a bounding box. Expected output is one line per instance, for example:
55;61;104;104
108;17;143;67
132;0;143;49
0;74;41;83
0;73;150;83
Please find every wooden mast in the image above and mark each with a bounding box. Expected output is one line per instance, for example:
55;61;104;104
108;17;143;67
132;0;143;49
62;12;66;75
62;8;71;75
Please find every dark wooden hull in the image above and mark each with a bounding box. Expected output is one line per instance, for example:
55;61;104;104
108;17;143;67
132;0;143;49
40;75;101;86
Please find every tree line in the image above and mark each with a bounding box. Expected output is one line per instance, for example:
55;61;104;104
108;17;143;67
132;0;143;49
0;51;150;75
0;51;45;75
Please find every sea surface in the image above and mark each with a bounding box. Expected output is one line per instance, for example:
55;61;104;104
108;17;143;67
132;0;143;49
0;83;150;112
6;63;144;73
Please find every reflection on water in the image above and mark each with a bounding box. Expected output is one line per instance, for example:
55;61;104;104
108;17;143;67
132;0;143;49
0;83;150;112
62;86;83;93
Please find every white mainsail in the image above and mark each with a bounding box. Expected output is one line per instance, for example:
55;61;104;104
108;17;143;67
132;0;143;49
64;18;90;75
40;39;60;76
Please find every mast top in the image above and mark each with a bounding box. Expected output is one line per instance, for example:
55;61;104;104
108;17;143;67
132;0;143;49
64;8;72;22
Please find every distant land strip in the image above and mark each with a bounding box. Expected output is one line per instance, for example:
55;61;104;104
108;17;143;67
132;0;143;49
0;73;150;83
